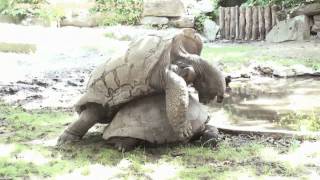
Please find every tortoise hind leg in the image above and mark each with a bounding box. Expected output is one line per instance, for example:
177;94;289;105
200;125;220;147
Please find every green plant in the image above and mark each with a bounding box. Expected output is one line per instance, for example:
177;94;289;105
0;0;44;20
195;14;210;33
91;0;143;26
244;0;307;8
35;5;65;24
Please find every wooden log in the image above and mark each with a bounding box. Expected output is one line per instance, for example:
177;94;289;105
258;6;265;40
216;125;320;141
252;6;259;40
245;6;252;41
225;7;231;40
239;6;246;40
235;6;240;40
219;7;225;39
271;5;279;27
264;5;272;33
230;6;236;40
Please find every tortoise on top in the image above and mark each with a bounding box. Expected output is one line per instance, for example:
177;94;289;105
57;28;226;145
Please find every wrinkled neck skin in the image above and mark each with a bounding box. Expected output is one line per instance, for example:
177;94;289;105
192;60;226;104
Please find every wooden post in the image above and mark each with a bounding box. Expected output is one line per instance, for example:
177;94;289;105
264;5;272;33
239;6;246;40
258;6;265;40
219;7;225;39
225;7;231;40
230;6;236;40
271;5;279;27
235;6;240;40
245;6;252;41
252;6;259;40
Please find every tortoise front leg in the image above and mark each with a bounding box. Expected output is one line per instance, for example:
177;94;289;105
165;69;193;139
57;103;108;145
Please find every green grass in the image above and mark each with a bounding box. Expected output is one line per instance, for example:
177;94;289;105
0;102;318;179
0;42;36;54
278;111;320;131
201;45;320;72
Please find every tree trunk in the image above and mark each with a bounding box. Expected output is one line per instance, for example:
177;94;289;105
235;6;240;40
264;5;272;34
230;6;236;40
271;5;279;27
258;6;265;40
245;6;252;41
225;7;231;40
219;7;225;39
239;6;246;40
252;6;259;40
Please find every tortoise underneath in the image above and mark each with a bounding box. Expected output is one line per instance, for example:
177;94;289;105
103;94;219;152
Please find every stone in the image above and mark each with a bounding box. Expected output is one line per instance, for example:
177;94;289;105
195;0;214;14
312;24;320;32
290;3;320;18
183;0;214;16
203;19;219;41
60;10;99;27
143;0;185;17
169;16;194;28
140;16;169;25
312;15;320;32
266;15;311;43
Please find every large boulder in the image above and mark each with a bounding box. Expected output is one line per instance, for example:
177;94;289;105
169;15;195;28
290;3;320;18
143;0;185;17
141;16;169;25
183;0;214;16
203;19;219;41
266;15;311;42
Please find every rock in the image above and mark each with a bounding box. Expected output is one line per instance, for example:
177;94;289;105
60;10;100;27
195;0;214;13
143;0;185;17
169;16;194;28
203;19;219;41
183;0;214;16
312;15;320;32
290;3;320;18
266;15;311;42
140;16;169;25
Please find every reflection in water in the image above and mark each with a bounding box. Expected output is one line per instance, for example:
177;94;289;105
208;77;320;132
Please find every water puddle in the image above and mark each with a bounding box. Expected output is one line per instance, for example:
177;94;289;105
209;76;320;132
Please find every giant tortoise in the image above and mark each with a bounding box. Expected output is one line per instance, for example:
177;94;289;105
103;94;219;151
57;28;226;145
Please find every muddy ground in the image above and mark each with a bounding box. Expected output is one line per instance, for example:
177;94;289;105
0;24;320;179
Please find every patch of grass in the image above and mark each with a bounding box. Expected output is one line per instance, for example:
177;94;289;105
278;111;320;131
202;45;320;72
0;102;73;142
0;102;316;179
0;42;36;54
